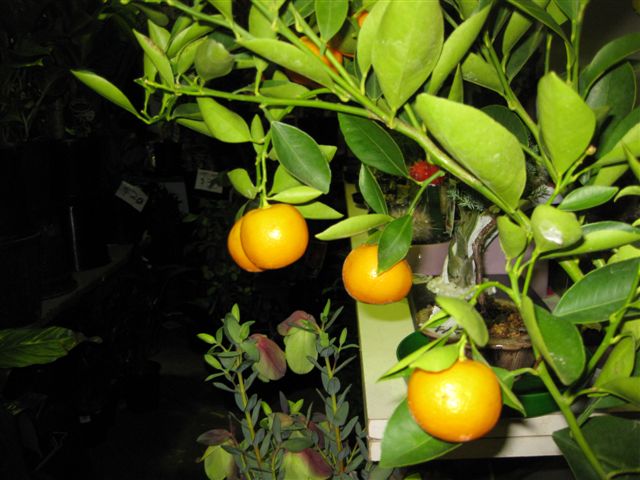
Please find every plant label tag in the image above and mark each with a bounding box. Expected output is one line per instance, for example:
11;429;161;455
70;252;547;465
115;181;148;212
195;169;223;193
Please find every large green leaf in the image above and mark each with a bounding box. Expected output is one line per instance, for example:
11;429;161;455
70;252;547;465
358;165;388;215
428;2;491;95
315;0;348;42
238;38;333;87
543;222;640;258
505;26;544;81
553;257;640;324
501;0;548;56
461;53;504;95
598;108;640;159
271;122;331;193
197;98;253;143
378;215;413;273
295;201;343;220
585;62;636;129
410;344;459;372
535;306;585;385
553;416;640;480
531;204;582;253
315;213;393;240
227;168;257;199
356;0;389;75
248;4;277;39
497;215;528;259
270;186;323;204
133;30;174;86
599;377;640;406
338;114;408;177
284;329;317;374
372;0;443;111
579;32;640;95
558;185;618;212
194;38;234;80
270;164;303;194
415;94;526;209
379;400;460;468
537;72;596;175
0;327;84;369
594;336;635;388
505;0;569;44
435;296;489;347
71;70;139;117
594;122;640;167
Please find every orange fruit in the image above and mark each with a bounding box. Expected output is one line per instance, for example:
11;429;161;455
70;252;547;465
341;244;412;304
407;359;502;443
240;204;309;270
227;216;264;273
357;11;368;28
299;36;343;71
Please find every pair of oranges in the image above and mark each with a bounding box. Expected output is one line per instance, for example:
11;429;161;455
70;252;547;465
227;203;309;272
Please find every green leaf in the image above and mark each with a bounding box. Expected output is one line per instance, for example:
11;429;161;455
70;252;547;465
428;2;491;95
557;185;618;211
167;23;214;58
271;122;332;193
410;344;458;372
535;306;585;385
0;327;84;369
553;0;578;20
585;62;636;129
260;79;310;99
594;122;640;167
315;0;348;42
338;114;408;177
579;32;640;95
537;72;596;175
461;53;504;95
594;336;635;387
448;66;464;102
358;165;388;215
553;416;640;480
270;165;303;194
543;222;640;258
238;38;333;87
356;0;389;75
71;70;139;117
372;0;444;111
615;185;640;201
378;215;413;273
599;377;640;406
505;26;544;81
148;20;171;51
208;0;232;18
415;94;526;209
531;204;582;253
194;38;234;80
133;4;169;27
295;202;344;220
482;105;529;145
176;118;214;138
133;30;174;86
497;215;528;258
379;400;459;468
197;97;253;143
435;296;489;346
175;36;206;75
249;4;277;39
598;107;640;159
284;329;317;374
315;214;393;240
270;186;323;204
505;0;569;44
501;0;548;56
553;258;640;324
227;168;257;199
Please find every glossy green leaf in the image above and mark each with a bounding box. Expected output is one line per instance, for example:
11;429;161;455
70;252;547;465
622;319;640;342
319;145;337;162
546;0;569;24
378;215;413;273
338;114;408;177
148;20;171;51
579;32;640;95
415;94;526;209
315;214;393;240
248;5;277;39
197;98;253;143
458;0;480;18
585;62;636;128
133;30;174;86
553;0;578;20
435;296;489;346
134;4;169;27
167;23;214;58
202;443;235;480
598;107;640;159
194;38;234;80
497;215;528;259
294;202;343;220
615;185;640;201
557;185;618;211
270;186;323;204
175;36;206;75
270;165;303;194
358;165;388;215
553;258;640;324
315;0;348;42
505;0;569;44
271;122;331;193
537;72;596;175
227;168;257;199
71;70;139;117
448;66;464;102
356;0;389;75
531;205;582;253
208;0;232;18
594;336;635;388
372;0;443;111
410;344;458;372
535;306;585;385
260;79;310;99
609;245;640;264
543;222;640;258
0;327;84;369
428;2;491;95
461;53;504;95
594;123;640;167
491;366;526;415
593;164;628;187
379;400;460;468
599;377;640;406
553;416;640;480
501;0;548;56
238;38;333;87
624;144;640;182
505;26;544;81
176;118;214;138
482;105;529;145
284;329;317;374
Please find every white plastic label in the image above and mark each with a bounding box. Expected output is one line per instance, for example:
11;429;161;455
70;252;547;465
195;169;223;193
115;181;148;212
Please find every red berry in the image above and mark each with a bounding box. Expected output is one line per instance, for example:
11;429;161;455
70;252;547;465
409;160;444;185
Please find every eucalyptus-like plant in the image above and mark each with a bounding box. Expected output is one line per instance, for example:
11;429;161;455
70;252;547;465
72;0;640;478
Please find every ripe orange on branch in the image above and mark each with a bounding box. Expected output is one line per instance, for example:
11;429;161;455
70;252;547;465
239;203;309;270
407;359;502;443
341;244;412;305
227;216;264;273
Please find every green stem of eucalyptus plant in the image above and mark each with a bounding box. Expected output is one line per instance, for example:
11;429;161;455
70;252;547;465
537;362;608;479
323;355;345;472
237;369;264;475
